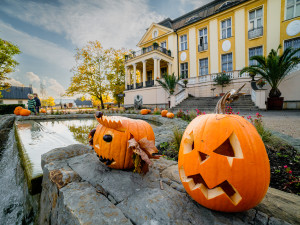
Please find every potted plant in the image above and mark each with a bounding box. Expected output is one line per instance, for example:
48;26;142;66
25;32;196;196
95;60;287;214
241;45;300;110
153;42;159;50
183;79;188;87
131;51;136;57
156;73;179;108
167;49;171;56
213;71;232;95
256;79;266;89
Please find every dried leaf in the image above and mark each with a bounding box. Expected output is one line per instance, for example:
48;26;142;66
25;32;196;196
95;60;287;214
138;138;158;156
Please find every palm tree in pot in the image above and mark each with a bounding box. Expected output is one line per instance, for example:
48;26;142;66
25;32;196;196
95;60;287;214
213;71;232;96
241;45;300;110
156;73;179;108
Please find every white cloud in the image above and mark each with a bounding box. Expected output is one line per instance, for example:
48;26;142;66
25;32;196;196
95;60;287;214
47;78;65;97
7;78;24;87
0;0;165;49
26;72;40;85
0;21;74;70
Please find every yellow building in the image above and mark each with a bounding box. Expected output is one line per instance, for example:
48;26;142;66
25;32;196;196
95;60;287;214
124;0;300;109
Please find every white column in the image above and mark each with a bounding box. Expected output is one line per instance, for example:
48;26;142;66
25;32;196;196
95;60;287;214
235;8;245;70
188;27;197;77
133;63;136;88
209;19;219;73
142;60;146;87
168;62;172;74
153;57;158;85
157;58;161;79
267;0;281;53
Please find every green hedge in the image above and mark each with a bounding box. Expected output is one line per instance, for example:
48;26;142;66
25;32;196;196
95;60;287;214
0;104;25;115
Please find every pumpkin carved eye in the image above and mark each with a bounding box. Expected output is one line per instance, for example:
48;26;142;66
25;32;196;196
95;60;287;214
103;134;113;142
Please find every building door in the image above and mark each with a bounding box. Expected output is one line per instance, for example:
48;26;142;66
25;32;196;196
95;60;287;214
147;71;152;81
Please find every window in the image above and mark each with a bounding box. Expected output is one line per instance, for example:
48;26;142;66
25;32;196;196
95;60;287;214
180;34;188;51
286;0;300;20
221;18;231;39
180;62;188;78
161;41;166;49
249;8;263;30
18;100;23;104
249;46;263;66
198;28;208;51
284;37;300;58
153;30;158;38
221;53;233;72
161;67;167;76
199;58;208;76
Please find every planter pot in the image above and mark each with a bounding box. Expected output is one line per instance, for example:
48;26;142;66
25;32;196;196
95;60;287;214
267;97;284;110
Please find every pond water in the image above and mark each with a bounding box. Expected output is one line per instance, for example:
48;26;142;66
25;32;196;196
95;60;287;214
15;118;160;178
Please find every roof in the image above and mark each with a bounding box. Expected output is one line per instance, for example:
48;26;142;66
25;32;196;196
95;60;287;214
158;0;249;31
74;99;93;106
0;86;33;99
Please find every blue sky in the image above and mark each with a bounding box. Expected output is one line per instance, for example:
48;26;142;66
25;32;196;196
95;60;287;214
0;0;211;98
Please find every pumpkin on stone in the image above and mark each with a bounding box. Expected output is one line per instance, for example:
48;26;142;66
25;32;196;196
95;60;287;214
14;106;23;115
178;84;270;212
147;109;151;114
166;112;174;119
140;109;149;115
89;112;159;173
40;109;46;113
161;110;168;117
20;109;31;116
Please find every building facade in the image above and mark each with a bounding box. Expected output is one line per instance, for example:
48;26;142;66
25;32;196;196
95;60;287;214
0;86;33;107
124;0;300;109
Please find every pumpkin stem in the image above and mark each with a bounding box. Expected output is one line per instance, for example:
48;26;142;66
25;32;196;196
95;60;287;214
214;83;246;114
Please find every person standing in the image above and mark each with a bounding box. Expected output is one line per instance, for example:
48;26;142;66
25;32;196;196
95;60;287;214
27;94;36;114
33;93;41;115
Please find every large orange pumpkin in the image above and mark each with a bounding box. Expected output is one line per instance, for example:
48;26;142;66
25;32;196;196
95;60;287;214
14;106;23;115
20;109;31;116
161;110;168;117
90;112;157;171
178;114;270;212
166;112;174;119
140;109;148;115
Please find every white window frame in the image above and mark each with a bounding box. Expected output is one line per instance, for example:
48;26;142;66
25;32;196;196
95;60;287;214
284;37;300;58
180;62;188;78
285;0;300;20
221;53;233;72
248;46;263;66
180;34;188;51
198;27;208;47
160;41;167;49
199;58;209;76
152;29;158;38
248;7;263;30
220;17;232;39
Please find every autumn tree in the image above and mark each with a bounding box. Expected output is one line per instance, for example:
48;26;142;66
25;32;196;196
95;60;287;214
41;96;55;107
106;48;126;107
66;41;109;109
0;38;21;96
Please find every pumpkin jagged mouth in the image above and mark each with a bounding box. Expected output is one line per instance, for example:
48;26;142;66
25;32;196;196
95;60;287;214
180;166;242;205
97;155;116;166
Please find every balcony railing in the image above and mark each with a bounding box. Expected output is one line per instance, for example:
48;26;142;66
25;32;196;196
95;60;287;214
146;80;154;87
198;43;208;52
127;84;134;90
248;27;263;39
125;46;171;61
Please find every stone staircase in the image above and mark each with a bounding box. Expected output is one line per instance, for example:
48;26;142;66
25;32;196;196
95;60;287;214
172;95;259;112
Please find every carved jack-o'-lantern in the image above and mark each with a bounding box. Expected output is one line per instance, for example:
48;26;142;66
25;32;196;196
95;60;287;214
89;112;158;173
178;114;270;212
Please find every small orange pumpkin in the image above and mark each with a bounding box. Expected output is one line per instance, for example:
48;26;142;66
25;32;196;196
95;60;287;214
40;109;46;113
166;112;174;119
140;109;149;115
147;109;151;114
20;109;31;116
178;114;270;212
90;112;158;171
161;110;168;117
14;106;23;115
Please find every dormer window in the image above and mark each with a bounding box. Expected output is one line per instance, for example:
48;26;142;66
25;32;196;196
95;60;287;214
153;30;158;38
219;1;233;10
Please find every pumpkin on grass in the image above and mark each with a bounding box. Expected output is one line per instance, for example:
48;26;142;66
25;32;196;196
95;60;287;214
14;106;23;115
166;112;174;119
20;109;31;116
89;111;159;173
140;109;149;115
161;110;168;117
178;84;270;212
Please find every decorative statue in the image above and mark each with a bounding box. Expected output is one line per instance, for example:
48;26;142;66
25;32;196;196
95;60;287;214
89;112;159;174
134;94;143;109
178;84;270;212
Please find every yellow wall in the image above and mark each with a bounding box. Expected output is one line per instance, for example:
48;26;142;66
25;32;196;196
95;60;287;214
244;0;267;66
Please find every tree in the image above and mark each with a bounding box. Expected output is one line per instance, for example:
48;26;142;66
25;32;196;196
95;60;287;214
156;73;179;96
66;41;109;109
41;96;55;107
0;38;21;96
213;71;231;94
240;45;300;98
106;48;127;107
